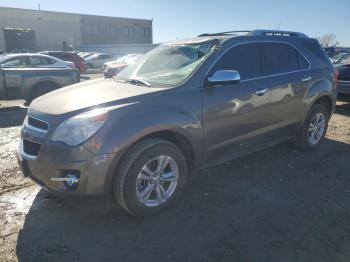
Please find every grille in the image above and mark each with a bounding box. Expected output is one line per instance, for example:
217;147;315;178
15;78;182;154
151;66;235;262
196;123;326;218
23;139;41;156
28;117;49;131
339;76;350;82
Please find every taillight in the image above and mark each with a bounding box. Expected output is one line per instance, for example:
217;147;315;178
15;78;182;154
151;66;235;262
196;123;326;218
334;67;339;86
68;64;76;68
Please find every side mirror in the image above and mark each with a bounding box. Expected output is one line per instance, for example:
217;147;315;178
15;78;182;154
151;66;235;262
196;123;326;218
207;70;241;86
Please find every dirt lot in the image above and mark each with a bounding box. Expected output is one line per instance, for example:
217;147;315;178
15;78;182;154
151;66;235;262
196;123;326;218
1;78;350;261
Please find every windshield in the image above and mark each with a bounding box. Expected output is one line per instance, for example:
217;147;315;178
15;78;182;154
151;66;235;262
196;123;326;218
115;41;217;86
337;54;350;65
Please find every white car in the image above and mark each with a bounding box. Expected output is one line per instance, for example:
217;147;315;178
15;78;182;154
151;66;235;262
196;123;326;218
0;53;75;69
103;54;141;68
85;53;113;69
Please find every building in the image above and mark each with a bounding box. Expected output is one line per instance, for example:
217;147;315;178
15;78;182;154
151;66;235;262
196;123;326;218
0;7;153;52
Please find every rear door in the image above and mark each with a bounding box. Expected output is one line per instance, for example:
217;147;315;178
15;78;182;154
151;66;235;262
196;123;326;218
261;42;310;136
202;43;271;160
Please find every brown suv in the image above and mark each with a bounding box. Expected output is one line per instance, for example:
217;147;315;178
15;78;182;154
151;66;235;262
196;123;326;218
18;30;337;216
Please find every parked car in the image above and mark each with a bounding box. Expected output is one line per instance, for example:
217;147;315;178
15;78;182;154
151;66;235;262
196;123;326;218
0;56;80;104
334;53;350;102
18;30;336;217
0;53;76;69
103;54;142;78
85;53;113;69
331;52;349;64
78;52;97;59
40;51;87;73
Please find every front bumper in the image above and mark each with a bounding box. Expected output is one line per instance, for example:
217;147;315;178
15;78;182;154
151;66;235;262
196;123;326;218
17;131;117;196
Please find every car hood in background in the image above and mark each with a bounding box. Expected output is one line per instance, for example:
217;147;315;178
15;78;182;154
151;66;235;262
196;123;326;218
107;62;127;69
29;78;165;116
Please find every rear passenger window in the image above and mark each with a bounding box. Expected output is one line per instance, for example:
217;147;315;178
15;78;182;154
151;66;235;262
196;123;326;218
211;43;261;80
297;53;309;69
263;43;299;75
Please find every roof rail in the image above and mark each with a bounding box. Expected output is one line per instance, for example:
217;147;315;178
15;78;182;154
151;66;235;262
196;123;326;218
249;30;308;38
198;30;308;38
198;31;251;37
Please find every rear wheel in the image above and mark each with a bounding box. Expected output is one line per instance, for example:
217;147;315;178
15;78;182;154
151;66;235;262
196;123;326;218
113;138;188;217
295;104;329;150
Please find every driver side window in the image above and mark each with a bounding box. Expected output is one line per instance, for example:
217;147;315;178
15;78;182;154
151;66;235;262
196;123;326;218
211;43;262;80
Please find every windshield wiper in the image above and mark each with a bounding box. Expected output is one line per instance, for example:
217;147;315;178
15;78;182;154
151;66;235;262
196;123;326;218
126;78;151;87
113;78;151;87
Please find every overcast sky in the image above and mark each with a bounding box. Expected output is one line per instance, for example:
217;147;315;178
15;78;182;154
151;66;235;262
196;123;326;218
0;0;349;46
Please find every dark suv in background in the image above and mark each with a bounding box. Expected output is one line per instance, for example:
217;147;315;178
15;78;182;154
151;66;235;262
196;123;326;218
18;30;336;217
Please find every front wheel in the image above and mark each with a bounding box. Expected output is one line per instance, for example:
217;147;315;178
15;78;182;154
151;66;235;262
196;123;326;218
113;138;188;217
295;104;329;150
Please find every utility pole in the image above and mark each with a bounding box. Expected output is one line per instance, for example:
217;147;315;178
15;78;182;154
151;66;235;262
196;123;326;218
38;4;41;11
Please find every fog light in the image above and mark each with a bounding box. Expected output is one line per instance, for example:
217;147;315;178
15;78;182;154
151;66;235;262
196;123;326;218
65;174;79;187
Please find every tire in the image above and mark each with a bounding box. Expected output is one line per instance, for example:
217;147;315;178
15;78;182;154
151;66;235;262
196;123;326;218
26;82;58;105
113;138;188;217
295;104;329;150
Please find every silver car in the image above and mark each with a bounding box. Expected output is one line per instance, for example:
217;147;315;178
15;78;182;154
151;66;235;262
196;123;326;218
0;53;75;68
85;53;113;69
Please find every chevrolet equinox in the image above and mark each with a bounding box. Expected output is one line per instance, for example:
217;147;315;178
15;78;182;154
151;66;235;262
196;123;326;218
18;30;337;216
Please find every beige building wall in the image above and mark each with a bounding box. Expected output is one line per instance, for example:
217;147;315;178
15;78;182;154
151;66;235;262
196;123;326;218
0;7;82;51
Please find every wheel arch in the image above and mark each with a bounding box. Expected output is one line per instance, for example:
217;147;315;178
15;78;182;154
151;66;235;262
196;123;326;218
27;80;61;101
102;128;199;195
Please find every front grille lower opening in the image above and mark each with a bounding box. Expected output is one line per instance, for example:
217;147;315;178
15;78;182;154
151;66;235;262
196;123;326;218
23;139;41;156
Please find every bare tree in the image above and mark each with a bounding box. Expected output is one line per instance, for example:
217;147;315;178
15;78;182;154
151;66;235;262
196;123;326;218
316;33;339;48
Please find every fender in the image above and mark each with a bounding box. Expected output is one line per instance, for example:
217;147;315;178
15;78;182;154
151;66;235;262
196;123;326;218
86;104;203;162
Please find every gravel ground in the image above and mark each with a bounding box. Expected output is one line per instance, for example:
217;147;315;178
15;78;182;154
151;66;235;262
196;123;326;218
0;80;350;261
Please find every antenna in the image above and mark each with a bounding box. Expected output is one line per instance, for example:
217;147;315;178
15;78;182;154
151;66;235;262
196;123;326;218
276;20;282;30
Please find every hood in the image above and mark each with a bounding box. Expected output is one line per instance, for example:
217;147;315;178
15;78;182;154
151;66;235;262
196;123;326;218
29;78;165;116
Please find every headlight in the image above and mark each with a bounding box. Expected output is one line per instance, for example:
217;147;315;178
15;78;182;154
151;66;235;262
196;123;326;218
51;109;107;146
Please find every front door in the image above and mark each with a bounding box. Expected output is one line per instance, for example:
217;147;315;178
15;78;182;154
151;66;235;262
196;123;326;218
202;43;271;161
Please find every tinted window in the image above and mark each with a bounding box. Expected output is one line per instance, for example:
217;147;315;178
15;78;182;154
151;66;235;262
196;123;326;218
29;56;56;65
297;53;309;69
211;43;261;80
55;53;70;61
263;43;299;75
303;42;331;66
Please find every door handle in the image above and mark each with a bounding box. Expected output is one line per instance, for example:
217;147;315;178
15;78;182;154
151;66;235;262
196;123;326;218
302;76;312;82
255;88;269;96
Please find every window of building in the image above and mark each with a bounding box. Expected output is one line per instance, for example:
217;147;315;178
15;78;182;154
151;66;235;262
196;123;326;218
110;26;118;36
145;28;151;38
122;26;135;36
139;27;151;38
86;24;99;35
211;43;262;80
